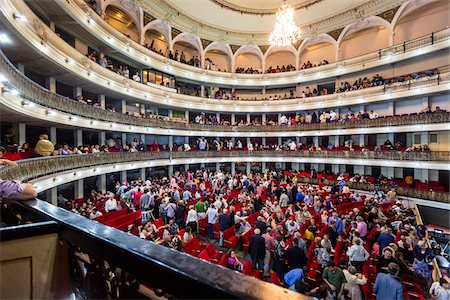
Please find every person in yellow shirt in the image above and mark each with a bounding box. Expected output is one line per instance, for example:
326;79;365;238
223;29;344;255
34;134;54;157
405;175;414;186
304;226;315;243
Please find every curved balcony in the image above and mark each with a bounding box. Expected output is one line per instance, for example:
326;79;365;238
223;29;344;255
1;0;450;113
1;151;449;204
56;0;450;87
2;51;450;137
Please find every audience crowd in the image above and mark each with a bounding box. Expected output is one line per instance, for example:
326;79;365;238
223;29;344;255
58;166;447;299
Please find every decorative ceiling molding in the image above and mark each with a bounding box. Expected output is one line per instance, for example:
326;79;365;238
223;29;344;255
378;6;401;23
133;0;409;45
328;27;345;41
210;0;324;16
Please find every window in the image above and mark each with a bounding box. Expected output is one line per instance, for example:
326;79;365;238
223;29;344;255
414;134;421;145
429;133;438;144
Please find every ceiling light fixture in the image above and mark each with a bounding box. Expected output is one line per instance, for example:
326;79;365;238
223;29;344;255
269;1;301;47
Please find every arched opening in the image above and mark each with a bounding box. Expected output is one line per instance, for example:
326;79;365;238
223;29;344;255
172;41;200;66
340;26;389;60
265;51;296;73
104;5;139;43
204;50;231;72
144;29;168;55
299;42;335;68
394;0;449;44
235;53;262;73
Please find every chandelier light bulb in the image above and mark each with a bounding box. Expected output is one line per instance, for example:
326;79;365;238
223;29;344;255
269;0;301;47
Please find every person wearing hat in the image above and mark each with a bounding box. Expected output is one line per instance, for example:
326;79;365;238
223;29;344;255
373;263;404;300
377;246;398;273
429;276;450;300
33;134;54;157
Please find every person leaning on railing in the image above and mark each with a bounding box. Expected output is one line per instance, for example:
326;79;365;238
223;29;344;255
0;146;37;201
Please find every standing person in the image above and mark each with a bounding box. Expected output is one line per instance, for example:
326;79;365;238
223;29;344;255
248;228;266;271
175;200;186;229
195;198;207;219
286;238;307;270
164;199;177;224
342;265;367;300
206;204;218;239
218;208;231;246
185;205;198;233
33;134;54;157
346;238;370;272
104;195;118;212
272;236;288;280
262;227;275;277
322;262;347;300
373;263;404;300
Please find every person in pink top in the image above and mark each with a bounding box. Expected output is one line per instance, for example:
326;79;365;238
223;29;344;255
356;216;368;239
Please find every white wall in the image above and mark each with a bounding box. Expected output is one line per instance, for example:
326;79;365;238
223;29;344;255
392;50;449;76
394;0;450;44
340;27;389;60
430;94;450;111
266;51;296;69
205;51;231;72
300;43;336;65
235;53;262;71
394;98;423;115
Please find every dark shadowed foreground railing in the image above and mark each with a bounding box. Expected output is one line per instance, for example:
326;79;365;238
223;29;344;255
0;199;304;299
0;151;448;203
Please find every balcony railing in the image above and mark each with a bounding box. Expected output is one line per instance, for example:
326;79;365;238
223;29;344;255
1;151;448;203
2;0;450;113
2;50;449;133
62;0;450;85
0;199;304;299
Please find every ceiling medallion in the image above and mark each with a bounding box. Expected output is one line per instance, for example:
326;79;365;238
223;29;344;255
269;0;301;46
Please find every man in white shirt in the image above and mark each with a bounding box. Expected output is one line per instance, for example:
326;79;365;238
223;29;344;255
206;204;218;239
289;140;297;151
105;197;118;212
329;110;337;121
183;144;191;151
346;238;369;272
369;110;379;119
185;205;198;233
89;208;103;219
280;114;288;125
132;72;141;82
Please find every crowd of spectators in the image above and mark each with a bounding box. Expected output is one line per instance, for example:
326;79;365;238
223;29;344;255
235;67;261;74
57;164;447;298
300;60;329;70
266;64;296;73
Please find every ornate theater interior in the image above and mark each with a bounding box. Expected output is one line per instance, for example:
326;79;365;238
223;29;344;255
0;0;449;298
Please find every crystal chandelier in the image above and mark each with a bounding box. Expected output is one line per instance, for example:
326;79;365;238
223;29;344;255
269;0;301;47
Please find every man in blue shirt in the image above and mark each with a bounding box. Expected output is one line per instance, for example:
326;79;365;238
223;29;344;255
378;228;395;251
374;263;404;300
284;268;304;290
295;190;304;202
328;212;344;235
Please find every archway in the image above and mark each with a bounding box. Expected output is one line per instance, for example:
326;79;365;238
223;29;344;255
144;29;168;55
104;5;140;43
393;0;449;44
265;46;297;73
299;42;336;67
234;46;263;73
338;16;392;60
